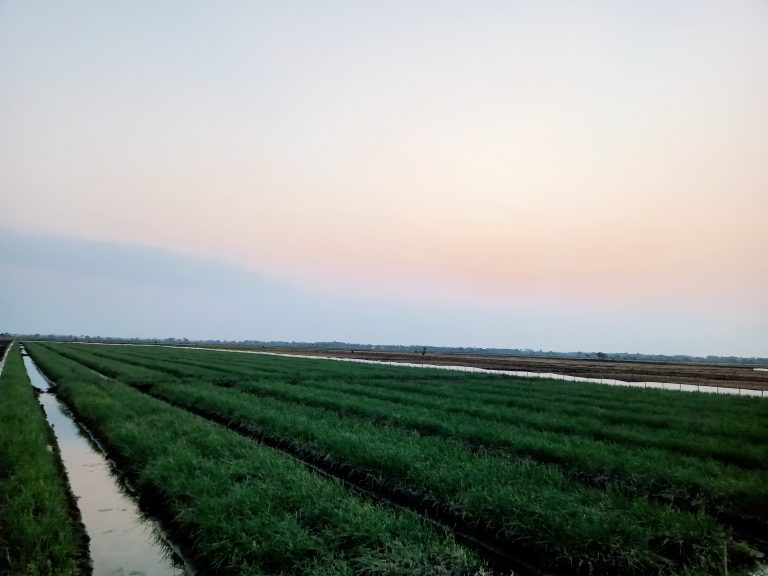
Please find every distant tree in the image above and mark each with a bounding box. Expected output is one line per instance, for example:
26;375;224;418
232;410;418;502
596;352;607;360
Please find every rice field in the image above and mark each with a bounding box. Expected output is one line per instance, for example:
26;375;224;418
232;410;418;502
14;341;768;575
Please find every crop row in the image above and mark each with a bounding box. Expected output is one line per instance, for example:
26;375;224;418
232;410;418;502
170;357;766;469
218;376;768;513
34;344;735;575
47;343;768;520
24;342;485;576
0;344;88;575
159;345;767;418
69;343;768;444
245;371;767;467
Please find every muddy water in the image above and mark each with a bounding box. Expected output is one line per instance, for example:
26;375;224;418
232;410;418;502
22;352;189;576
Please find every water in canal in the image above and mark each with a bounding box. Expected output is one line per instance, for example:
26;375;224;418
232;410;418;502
21;351;189;576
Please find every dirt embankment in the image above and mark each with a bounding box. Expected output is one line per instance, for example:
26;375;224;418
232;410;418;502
220;346;768;391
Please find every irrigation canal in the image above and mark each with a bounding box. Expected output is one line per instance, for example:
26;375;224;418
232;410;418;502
20;347;190;576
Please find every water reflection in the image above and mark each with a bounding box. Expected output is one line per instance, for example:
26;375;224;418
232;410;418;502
22;353;189;576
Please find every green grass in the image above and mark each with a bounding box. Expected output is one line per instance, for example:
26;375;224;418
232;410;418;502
116;375;734;575
71;342;768;436
205;375;768;511
50;342;768;519
32;342;755;575
24;343;484;576
0;344;88;576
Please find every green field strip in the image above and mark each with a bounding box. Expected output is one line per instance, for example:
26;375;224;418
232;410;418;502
24;343;485;576
257;368;767;444
48;365;734;575
223;373;767;469
0;344;89;576
226;378;768;510
145;344;766;413
85;348;227;379
54;344;768;470
48;344;768;520
152;369;768;525
70;342;768;425
57;343;768;460
38;346;547;573
43;344;768;572
48;348;766;498
78;345;332;382
67;343;768;441
49;345;209;381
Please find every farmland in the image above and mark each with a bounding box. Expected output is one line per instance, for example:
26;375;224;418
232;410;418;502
14;341;768;575
0;343;89;575
219;346;768;391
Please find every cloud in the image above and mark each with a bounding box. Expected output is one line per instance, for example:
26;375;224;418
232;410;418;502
0;228;311;338
1;229;765;356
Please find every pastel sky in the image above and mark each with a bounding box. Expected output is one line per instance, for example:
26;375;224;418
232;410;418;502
1;1;766;355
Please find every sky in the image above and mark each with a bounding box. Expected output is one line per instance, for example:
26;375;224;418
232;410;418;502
1;1;767;356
